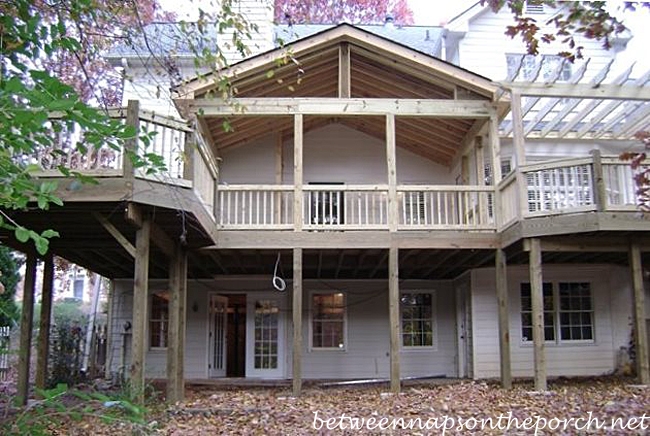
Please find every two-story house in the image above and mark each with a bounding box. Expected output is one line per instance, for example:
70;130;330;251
6;1;649;404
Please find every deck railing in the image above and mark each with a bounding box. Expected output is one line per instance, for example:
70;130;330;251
25;103;220;218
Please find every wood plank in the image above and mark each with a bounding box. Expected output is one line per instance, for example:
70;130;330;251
528;238;547;392
629;242;650;384
130;218;151;404
124;100;139;179
16;254;37;406
35;254;54;392
499;81;650;100
189;98;493;117
167;245;187;403
495;249;512;389
292;247;303;396
386;114;398;232
93;212;136;258
294;115;303;232
388;245;400;393
338;43;351;98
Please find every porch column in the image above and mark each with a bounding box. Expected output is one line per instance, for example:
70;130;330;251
292;247;303;396
294;115;303;232
167;244;188;403
510;91;529;220
487;114;502;227
388;246;400;393
386;114;398;232
36;254;54;392
495;249;512;389
528;238;547;391
130;218;151;404
629;242;649;384
17;253;37;406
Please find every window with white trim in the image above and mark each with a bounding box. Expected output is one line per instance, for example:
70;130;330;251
506;54;572;82
150;291;169;348
520;282;594;343
311;292;346;349
400;292;435;347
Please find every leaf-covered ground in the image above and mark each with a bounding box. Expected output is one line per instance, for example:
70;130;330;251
59;376;649;435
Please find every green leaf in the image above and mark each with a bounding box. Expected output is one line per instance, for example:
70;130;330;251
41;229;59;239
47;98;76;111
34;236;49;255
14;227;29;243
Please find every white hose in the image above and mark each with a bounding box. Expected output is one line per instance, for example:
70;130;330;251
272;252;286;291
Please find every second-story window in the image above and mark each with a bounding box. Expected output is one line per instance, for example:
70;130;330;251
506;54;572;82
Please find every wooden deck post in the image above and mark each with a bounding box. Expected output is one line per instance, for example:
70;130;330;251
130;218;151;404
294;115;303;231
167;244;188;403
388;246;400;393
292;248;303;396
17;253;37;406
386;114;398;232
510;91;529;220
591;149;607;212
629;243;649;384
338;43;351;98
528;238;547;391
124;100;140;180
495;249;512;389
104;280;115;380
36;254;54;392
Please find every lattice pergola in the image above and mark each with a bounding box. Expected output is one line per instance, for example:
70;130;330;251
499;59;650;143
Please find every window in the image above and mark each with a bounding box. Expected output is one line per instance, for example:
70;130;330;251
254;300;279;369
520;282;594;343
401;292;434;347
150;292;169;348
309;183;344;225
311;292;345;349
524;1;544;14
506;54;572;82
402;191;426;225
73;278;84;300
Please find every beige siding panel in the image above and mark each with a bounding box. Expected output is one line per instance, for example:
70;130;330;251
471;265;632;379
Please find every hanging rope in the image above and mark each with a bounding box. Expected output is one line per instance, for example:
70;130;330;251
272;252;286;291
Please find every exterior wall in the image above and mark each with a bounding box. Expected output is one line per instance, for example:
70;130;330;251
449;6;620;82
470;264;633;379
220;123;454;185
108;278;459;380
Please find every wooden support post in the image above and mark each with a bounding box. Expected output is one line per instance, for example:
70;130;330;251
124;100;140;180
386;114;398;232
510;92;529;220
475;137;487;223
17;254;37;406
495;249;512;389
388;246;400;393
338;43;351;98
528;238;547;391
294;115;303;232
275;133;283;224
130;218;150;404
167;244;188;403
591;149;607;212
104;280;115;380
629;243;649;384
36;254;54;392
292;248;303;396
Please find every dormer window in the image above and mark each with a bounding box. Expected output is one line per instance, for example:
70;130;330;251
525;1;545;14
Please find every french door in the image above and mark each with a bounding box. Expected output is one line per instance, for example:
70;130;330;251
208;295;228;377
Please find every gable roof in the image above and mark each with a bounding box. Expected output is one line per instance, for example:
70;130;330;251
182;23;497;99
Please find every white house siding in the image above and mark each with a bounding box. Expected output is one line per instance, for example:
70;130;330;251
108;278;459;380
470;264;633;379
451;6;619;82
220;123;454;185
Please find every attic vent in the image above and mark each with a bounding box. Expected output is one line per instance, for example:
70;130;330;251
525;2;544;14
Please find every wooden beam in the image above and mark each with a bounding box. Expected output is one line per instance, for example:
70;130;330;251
93;212;136;258
495;249;512;389
123;100;139;179
130;218;151;404
629;242;650;384
17;253;37;406
167;245;187;403
528;238;547;391
294;115;303;232
189;98;493;117
292;247;303;396
124;203;175;258
498;81;650;100
338;43;351;98
36;254;54;392
386;114;398;232
388;245;400;393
